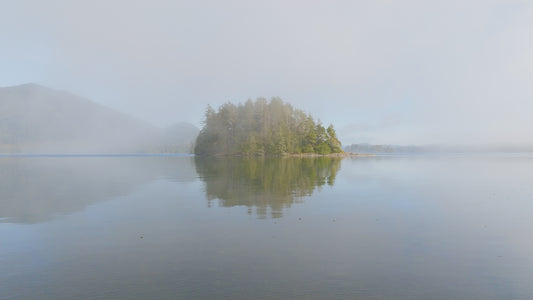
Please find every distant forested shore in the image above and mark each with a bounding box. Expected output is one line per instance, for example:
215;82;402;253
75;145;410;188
343;143;533;154
194;98;343;156
343;144;424;154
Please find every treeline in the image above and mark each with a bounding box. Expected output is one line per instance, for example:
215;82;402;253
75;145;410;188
345;143;533;154
194;98;342;156
343;143;423;154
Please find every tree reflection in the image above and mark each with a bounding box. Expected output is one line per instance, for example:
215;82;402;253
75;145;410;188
195;157;342;218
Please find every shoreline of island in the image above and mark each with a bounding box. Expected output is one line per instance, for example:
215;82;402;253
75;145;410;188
284;152;373;157
205;152;373;158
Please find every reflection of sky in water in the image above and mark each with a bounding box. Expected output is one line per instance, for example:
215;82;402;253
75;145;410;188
0;156;197;223
1;155;533;299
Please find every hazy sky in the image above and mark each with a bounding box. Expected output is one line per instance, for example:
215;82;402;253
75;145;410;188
2;0;532;145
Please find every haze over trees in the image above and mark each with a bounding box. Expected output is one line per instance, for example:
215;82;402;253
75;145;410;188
194;98;342;156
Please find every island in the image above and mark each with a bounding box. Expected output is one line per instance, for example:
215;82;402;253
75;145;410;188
194;98;343;156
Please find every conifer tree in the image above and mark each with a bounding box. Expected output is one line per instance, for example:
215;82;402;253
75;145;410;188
195;98;343;156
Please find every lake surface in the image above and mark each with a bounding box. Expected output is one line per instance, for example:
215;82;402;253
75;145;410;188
1;154;533;299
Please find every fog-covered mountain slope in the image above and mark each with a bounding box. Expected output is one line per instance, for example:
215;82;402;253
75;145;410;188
0;83;198;153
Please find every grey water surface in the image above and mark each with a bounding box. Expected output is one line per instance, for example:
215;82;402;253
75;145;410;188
1;154;533;299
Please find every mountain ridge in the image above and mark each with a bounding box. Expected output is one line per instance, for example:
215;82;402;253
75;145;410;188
0;83;198;153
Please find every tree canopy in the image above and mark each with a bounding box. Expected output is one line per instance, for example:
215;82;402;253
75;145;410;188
194;98;342;156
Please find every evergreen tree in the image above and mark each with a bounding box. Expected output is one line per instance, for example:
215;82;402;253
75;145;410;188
195;98;343;156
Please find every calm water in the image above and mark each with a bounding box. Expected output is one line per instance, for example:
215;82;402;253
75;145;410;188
1;155;533;299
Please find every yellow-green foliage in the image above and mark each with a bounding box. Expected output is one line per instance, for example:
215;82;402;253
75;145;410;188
195;98;342;156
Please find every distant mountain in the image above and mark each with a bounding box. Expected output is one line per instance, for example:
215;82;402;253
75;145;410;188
0;83;198;153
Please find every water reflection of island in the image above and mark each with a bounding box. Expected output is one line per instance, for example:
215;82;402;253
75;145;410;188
195;157;341;218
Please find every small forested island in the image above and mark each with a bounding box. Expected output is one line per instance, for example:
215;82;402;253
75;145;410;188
194;98;343;156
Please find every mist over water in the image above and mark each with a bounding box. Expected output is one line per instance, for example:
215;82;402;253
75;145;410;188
3;1;533;146
0;156;196;223
0;84;199;154
2;1;533;299
2;155;533;299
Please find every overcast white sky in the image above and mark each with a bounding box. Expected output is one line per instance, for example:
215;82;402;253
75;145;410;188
1;0;532;146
